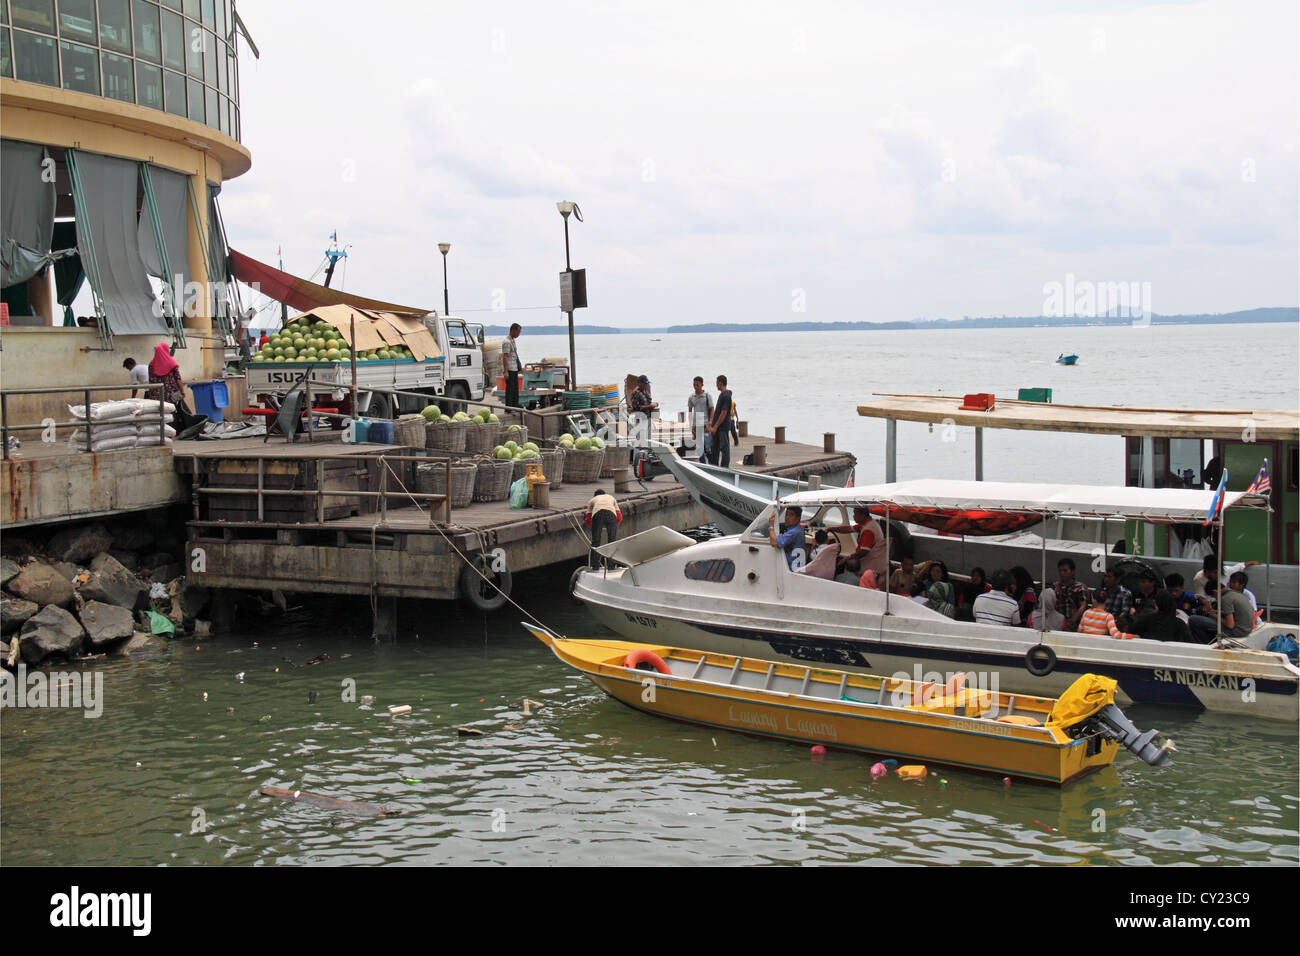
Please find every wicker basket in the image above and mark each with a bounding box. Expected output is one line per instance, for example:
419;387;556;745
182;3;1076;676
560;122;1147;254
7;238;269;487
394;414;426;449
500;425;528;447
464;421;504;455
562;447;605;484
426;418;468;452
539;447;565;489
598;443;632;478
473;457;515;502
416;460;478;510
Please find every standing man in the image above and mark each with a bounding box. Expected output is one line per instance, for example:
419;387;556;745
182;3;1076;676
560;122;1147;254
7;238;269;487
1053;558;1090;631
123;357;150;398
686;376;713;461
707;375;735;468
585;488;622;567
503;323;522;408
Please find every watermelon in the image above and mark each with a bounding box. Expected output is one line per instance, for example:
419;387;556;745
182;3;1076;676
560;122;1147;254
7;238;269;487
590;436;604;449
575;437;592;450
522;442;539;453
421;406;441;422
518;448;538;460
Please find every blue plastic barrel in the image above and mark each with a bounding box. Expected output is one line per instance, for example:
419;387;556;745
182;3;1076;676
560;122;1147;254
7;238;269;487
369;420;395;444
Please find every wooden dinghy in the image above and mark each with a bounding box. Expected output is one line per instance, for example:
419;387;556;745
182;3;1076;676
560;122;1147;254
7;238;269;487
525;625;1174;786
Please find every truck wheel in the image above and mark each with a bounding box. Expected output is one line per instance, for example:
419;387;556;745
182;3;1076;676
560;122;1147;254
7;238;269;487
369;393;393;420
460;555;511;612
442;382;470;416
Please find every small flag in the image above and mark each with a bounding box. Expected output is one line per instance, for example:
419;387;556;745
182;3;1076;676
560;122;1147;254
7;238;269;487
1203;469;1229;526
1244;459;1271;496
329;230;338;244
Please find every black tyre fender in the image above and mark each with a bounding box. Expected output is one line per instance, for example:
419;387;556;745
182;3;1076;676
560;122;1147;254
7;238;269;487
1025;643;1057;677
459;555;511;612
885;519;912;562
569;565;587;604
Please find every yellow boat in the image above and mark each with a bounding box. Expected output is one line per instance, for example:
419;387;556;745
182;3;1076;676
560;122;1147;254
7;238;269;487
526;624;1175;786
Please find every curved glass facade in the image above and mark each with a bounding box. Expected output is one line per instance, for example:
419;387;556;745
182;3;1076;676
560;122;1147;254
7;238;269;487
1;0;240;141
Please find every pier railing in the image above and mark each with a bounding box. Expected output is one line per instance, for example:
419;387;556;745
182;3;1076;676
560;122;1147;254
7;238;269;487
190;452;453;527
1;383;169;462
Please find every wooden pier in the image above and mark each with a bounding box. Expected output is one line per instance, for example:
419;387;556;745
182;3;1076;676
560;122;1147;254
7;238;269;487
175;432;856;621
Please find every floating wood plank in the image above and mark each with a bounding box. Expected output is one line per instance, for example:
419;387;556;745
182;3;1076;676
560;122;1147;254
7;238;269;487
259;785;400;817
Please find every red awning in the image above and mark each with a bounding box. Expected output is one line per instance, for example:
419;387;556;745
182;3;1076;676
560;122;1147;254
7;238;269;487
228;249;429;314
869;506;1043;536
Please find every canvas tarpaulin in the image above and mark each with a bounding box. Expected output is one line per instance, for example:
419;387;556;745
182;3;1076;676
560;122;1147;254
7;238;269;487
228;248;428;314
1;140;56;288
70;151;168;334
137;165;192;295
287;304;440;359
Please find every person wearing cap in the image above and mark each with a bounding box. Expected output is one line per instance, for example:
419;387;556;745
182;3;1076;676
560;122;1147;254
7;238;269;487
629;375;657;415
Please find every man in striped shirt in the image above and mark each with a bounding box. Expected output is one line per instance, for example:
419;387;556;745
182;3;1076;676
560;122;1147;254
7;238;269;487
1078;589;1136;640
972;570;1021;626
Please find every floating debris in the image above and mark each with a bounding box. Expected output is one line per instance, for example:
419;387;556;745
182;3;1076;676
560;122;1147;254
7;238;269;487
235;672;245;682
387;704;412;716
308;691;318;704
259;785;399;818
521;697;546;716
870;762;888;780
810;745;827;757
305;653;331;666
202;692;208;702
897;765;927;780
456;726;484;737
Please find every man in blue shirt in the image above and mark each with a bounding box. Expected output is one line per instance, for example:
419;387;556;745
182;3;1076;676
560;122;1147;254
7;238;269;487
707;375;736;468
769;506;807;570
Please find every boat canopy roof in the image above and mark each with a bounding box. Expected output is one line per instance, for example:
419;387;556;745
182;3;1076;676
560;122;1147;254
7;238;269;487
776;478;1269;523
857;393;1300;442
594;526;698;566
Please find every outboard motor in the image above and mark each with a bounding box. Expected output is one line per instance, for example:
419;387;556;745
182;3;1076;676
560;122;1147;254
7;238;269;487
1090;703;1176;766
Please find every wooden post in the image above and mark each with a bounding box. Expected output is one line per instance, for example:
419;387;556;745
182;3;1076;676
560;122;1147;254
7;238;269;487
737;420;748;438
752;443;767;466
532;480;551;508
316;458;325;523
774;426;786;444
808;474;822;490
677;411;686;423
823;432;835;453
613;466;634;493
886;418;897;483
257;458;265;522
975;426;984;481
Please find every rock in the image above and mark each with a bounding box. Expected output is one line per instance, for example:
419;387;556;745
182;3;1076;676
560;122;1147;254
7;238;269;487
1;557;20;587
113;632;167;657
0;639;8;664
19;605;86;662
1;595;40;634
79;553;146;610
0;533;42;558
150;564;183;585
140;552;175;571
7;563;74;608
192;619;212;638
52;561;84;582
79;601;136;649
109;525;154;552
108;550;140;571
166;577;210;626
47;522;114;564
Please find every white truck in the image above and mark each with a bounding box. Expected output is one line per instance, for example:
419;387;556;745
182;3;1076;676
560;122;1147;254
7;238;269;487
246;312;485;420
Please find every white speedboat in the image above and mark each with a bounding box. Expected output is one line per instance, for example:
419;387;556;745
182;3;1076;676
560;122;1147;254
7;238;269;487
573;480;1300;721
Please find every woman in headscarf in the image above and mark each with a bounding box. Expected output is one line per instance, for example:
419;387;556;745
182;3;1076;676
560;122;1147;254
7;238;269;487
920;560;957;618
1029;586;1066;631
148;342;184;405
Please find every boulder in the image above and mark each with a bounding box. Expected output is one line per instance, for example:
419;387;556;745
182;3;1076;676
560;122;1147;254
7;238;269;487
46;522;114;564
19;605;85;662
1;595;40;634
7;563;74;608
79;553;146;610
113;632;167;657
109;525;155;552
1;557;20;587
52;561;84;582
108;550;140;571
167;578;210;626
140;552;175;571
150;563;184;585
0;533;42;558
0;639;8;666
80;601;136;649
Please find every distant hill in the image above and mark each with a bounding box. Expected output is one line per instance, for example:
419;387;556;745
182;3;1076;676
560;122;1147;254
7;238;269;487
484;307;1296;336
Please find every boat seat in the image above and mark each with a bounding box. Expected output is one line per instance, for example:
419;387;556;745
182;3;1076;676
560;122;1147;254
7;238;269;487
996;714;1042;727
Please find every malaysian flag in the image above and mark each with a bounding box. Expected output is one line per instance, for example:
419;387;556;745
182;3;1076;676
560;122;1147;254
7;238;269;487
1203;469;1229;527
1244;459;1271;496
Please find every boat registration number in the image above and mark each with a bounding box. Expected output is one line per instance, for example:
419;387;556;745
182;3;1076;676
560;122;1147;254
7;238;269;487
1153;669;1240;690
624;613;658;629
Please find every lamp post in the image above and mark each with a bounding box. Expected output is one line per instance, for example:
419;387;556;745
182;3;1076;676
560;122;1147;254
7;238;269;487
556;201;580;384
438;243;451;316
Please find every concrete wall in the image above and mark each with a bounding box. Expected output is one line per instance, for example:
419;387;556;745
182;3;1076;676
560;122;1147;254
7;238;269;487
2;444;186;527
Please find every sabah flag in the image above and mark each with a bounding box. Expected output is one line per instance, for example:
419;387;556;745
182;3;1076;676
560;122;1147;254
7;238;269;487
1203;469;1229;526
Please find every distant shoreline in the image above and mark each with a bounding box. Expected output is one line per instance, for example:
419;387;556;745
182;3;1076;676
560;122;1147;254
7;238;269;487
484;307;1297;336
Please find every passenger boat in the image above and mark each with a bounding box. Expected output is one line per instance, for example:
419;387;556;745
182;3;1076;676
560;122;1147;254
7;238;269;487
524;624;1175;785
1057;353;1079;365
571;481;1300;720
858;395;1300;615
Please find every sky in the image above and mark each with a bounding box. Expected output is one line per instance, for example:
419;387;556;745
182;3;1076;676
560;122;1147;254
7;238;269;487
221;0;1300;327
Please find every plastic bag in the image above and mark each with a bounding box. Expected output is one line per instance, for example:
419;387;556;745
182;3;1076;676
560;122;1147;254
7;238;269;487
508;476;530;508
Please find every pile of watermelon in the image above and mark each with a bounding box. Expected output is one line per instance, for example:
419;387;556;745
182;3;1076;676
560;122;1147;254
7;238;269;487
493;440;541;462
558;434;604;450
252;316;415;364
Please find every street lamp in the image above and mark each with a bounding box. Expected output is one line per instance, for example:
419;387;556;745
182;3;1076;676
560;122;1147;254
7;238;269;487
438;243;451;316
556;201;582;383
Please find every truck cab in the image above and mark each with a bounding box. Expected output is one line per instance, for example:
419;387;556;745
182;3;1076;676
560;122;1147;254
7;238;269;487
429;315;485;405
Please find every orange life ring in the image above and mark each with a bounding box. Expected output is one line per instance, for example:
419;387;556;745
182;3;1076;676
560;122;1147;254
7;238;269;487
623;649;671;674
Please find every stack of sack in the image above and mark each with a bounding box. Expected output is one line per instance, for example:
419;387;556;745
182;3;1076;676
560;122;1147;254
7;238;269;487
67;399;177;452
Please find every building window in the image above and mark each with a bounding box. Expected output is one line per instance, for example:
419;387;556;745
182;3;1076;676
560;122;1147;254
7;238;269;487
56;0;96;44
183;17;202;78
101;50;133;101
132;0;161;62
182;0;199;19
201;27;213;83
59;38;98;93
13;28;58;84
163;66;185;115
214;0;225;42
186;75;202;122
136;59;162;108
98;0;131;52
214;37;225;92
11;1;56;35
0;30;11;77
200;0;214;29
160;5;182;68
205;84;217;130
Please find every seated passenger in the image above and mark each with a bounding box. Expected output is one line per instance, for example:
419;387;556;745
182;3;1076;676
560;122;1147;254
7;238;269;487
1010;566;1038;623
972;569;1020;626
1028;587;1064;631
796;531;839;580
888;569;915;596
1128;591;1191;643
858;568;880;589
1053;558;1091;631
919;560;957;618
831;506;888;581
768;506;808;570
1078;590;1136;640
957;567;991;621
1164;573;1199;620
